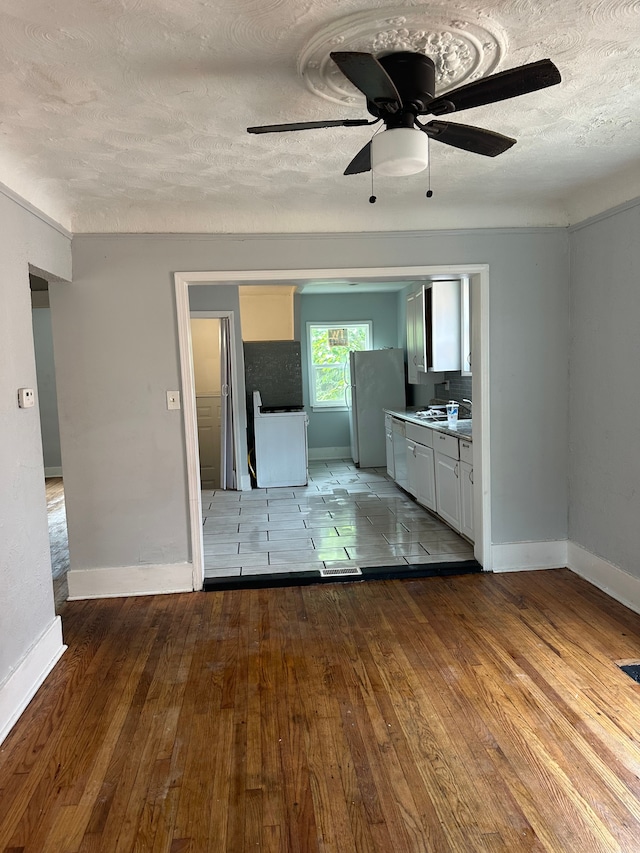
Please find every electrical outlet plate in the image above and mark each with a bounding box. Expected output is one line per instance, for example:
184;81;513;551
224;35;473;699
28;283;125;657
18;387;35;408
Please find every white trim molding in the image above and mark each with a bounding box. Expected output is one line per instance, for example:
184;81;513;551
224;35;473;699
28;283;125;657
44;466;63;478
308;446;351;461
67;562;193;600
491;540;568;573
175;264;492;581
567;542;640;617
0;617;66;747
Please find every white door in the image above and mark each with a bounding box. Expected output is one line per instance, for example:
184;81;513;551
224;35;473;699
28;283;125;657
196;395;221;488
191;318;222;489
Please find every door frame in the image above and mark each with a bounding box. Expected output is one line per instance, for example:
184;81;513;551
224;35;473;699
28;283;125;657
175;300;245;591
175;264;491;585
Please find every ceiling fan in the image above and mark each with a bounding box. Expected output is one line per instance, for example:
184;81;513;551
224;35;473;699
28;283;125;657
247;51;561;178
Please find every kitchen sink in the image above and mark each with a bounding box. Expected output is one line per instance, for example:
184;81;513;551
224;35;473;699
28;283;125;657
431;418;472;435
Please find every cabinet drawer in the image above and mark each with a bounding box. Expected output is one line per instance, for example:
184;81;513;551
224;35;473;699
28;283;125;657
405;422;433;447
432;430;459;460
459;439;473;464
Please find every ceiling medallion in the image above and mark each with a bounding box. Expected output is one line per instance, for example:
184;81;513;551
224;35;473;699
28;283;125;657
299;6;507;105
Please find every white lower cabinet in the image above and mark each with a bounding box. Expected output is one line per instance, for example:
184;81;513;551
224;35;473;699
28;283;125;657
434;449;462;532
407;440;436;511
386;413;474;542
416;443;436;511
460;460;474;541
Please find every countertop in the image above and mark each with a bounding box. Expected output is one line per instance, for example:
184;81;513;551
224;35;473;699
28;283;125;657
384;408;473;441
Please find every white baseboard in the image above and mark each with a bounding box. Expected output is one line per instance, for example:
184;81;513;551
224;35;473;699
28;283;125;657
239;473;252;491
567;542;640;616
67;562;193;600
491;540;568;573
308;446;351;461
0;617;66;747
45;466;63;477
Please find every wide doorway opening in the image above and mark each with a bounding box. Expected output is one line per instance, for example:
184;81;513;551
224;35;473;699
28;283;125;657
176;264;490;590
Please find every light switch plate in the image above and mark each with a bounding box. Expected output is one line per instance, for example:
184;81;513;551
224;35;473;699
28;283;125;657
166;391;181;410
18;387;35;408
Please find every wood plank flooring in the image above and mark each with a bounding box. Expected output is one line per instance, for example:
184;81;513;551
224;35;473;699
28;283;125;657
45;476;69;611
2;569;640;851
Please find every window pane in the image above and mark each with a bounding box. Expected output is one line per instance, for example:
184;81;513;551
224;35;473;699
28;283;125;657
307;321;372;407
314;366;347;404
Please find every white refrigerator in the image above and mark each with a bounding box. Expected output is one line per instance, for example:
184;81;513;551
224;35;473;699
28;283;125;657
347;349;406;468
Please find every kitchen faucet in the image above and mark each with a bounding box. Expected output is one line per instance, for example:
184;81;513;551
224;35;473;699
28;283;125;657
461;399;473;417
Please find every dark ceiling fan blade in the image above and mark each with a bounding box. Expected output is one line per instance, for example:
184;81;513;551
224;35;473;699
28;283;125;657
426;59;561;116
344;142;372;175
330;51;402;113
247;119;371;134
420;121;516;157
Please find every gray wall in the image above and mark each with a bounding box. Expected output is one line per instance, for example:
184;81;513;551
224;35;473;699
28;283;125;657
54;229;569;583
32;305;62;472
569;200;640;576
0;190;71;692
299;291;400;450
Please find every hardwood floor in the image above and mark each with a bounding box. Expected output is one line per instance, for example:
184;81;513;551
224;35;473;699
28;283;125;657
45;476;69;612
2;569;640;851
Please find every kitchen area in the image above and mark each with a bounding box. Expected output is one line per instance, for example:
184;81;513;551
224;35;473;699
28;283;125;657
199;275;477;583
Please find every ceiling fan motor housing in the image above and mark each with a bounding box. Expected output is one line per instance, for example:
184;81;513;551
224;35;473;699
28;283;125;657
368;52;436;119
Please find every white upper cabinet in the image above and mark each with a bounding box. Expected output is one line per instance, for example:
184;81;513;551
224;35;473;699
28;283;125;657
425;280;461;372
406;280;464;383
406;286;426;384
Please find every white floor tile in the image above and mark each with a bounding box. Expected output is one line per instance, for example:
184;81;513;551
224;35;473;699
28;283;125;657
204;566;242;578
267;528;320;541
242;564;320;576
203;530;268;545
269;548;349;564
203;542;241;558
205;553;270;569
239;538;314;554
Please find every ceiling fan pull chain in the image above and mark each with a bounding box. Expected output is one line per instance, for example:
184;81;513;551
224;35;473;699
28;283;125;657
426;136;433;199
369;167;376;204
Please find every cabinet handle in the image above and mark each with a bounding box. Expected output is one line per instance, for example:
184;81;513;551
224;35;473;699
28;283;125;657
470;469;474;485
413;355;417;365
454;463;459;478
439;435;445;440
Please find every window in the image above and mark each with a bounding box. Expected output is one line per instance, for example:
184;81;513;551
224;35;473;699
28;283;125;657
307;322;372;409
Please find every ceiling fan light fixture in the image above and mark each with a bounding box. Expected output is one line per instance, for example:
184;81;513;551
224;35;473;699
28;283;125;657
371;128;429;176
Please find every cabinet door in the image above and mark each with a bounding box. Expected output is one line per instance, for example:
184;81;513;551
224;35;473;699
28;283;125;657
435;450;461;532
414;285;426;372
460;461;474;542
406;440;418;497
406;292;418;384
415;443;436;511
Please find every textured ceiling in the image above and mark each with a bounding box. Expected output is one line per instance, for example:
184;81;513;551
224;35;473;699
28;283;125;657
0;0;639;233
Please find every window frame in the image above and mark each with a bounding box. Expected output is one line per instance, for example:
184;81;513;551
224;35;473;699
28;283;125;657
306;321;373;411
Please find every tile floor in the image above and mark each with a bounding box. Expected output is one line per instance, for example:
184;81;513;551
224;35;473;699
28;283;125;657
202;459;475;578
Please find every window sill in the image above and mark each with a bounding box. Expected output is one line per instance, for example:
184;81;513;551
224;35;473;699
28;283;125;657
311;405;349;413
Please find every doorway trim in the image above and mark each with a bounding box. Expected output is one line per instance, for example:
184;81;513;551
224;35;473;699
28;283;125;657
175;264;491;587
175;297;245;590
